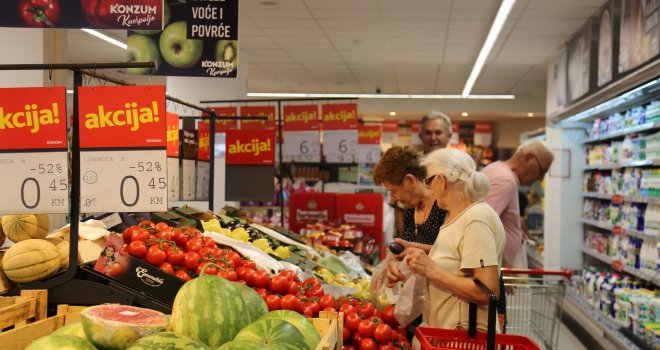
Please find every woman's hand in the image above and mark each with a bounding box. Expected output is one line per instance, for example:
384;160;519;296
385;260;405;287
404;247;434;277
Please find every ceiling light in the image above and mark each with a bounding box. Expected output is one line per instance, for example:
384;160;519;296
81;28;127;50
247;92;515;100
461;112;469;117
66;89;73;94
527;113;534;117
461;0;517;98
389;111;397;116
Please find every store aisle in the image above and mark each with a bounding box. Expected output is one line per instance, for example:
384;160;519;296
558;322;587;350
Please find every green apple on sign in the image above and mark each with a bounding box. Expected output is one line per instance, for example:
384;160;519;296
127;34;160;75
159;21;203;69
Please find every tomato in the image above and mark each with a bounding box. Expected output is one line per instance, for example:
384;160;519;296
166;248;185;267
251;270;270;289
255;288;268;299
211;247;224;259
279;270;299;282
287;281;300;295
17;0;60;28
359;338;377;350
235;266;255;283
145;245;167;266
240;259;256;269
338;303;356;315
174;269;191;282
138;220;156;229
158;262;174;275
186;237;205;253
172;229;189;248
302;277;324;297
203;237;216;248
198;247;214;260
181;226;201;238
217;269;238;281
381;305;397;327
372;309;381;319
269;275;289;294
323;307;337;313
156;229;173;241
357;319;377;338
373;324;392;344
156;222;169;231
122;226;136;244
226;251;241;268
344;312;362;332
377;344;394;350
196;262;218;275
356;302;375;318
351;333;363;347
131;228;150;243
183;251;201;271
319;294;336;310
280;294;301;311
343;346;357;350
343;327;351;342
266;294;281;311
301;305;315;318
127;240;147;259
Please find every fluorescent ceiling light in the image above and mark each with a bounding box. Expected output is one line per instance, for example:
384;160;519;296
66;89;73;94
461;112;469;117
81;28;127;50
247;92;515;100
461;0;517;98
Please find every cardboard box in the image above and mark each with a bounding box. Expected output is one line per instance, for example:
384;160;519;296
172;206;216;230
93;234;184;305
78;237;107;264
335;193;384;257
151;211;198;228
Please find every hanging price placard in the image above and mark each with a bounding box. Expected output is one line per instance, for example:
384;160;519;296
283;130;321;162
324;129;357;163
78;85;167;213
167;157;180;202
196;161;210;200
181;159;196;200
0;87;69;214
357;125;381;164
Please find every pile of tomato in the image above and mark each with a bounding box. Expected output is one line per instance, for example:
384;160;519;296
121;220;253;282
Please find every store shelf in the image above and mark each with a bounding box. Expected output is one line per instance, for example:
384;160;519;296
564;288;642;350
581;218;659;241
584;121;660;144
583;192;660;204
581;247;660;286
584;158;660;170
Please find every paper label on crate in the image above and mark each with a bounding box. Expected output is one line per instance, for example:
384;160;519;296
100;213;123;229
343;213;375;225
296;210;328;221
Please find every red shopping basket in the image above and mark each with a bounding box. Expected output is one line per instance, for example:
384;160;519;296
415;279;541;350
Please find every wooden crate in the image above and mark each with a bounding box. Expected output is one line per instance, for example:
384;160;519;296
314;311;343;350
0;290;48;331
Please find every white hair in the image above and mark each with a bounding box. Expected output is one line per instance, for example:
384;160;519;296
422;148;490;201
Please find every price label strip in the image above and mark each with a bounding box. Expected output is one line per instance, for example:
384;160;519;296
284;130;321;163
324;129;357;164
81;150;167;212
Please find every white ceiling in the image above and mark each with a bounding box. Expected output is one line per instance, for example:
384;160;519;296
64;0;607;120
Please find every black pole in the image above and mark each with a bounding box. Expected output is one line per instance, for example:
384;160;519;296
67;71;82;285
0;62;154;71
277;100;284;226
208;111;216;212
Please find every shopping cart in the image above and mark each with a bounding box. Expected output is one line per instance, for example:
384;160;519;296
501;268;572;350
415;279;541;350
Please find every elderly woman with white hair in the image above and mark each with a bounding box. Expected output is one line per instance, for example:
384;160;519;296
387;148;505;333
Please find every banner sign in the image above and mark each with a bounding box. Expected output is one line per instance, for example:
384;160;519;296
449;121;460;145
166;112;179;157
181;118;196;160
128;0;239;78
0;0;164;30
205;106;237;131
619;0;660;74
78;85;167;212
283;105;319;130
324;129;357;163
0;87;68;214
322;103;358;130
410;121;421;145
474;122;493;146
226;129;275;165
240;105;275;129
197;120;210;161
357;125;381;164
283;130;321;162
382;119;398;144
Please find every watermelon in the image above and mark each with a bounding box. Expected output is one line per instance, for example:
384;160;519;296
257;310;321;349
126;332;209;349
217;340;275;350
81;304;169;350
25;334;96;350
233;318;308;350
232;282;268;322
52;322;87;340
171;272;252;348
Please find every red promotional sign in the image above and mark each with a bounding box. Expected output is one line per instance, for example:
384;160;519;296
226;129;275;165
411;121;420;134
240;105;275;129
452;121;460;134
288;193;337;233
474;121;492;146
79;85;166;148
0;87;66;150
166;112;179;157
205;106;237;131
283;105;319;131
322;103;358;130
197;120;211;161
382;120;399;133
358;125;382;144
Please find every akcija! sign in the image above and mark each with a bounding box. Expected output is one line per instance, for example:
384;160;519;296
225;129;275;165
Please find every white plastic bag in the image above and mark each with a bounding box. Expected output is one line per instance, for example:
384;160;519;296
370;254;401;309
394;261;429;327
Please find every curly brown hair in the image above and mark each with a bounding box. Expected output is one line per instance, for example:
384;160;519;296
373;146;426;185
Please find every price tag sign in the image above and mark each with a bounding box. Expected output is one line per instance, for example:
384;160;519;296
284;130;321;162
196;161;210;200
0;87;68;214
324;129;357;163
78;85;167;213
182;159;196;200
167;157;180;202
357;145;381;164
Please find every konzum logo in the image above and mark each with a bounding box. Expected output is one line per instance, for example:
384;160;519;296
110;5;157;15
136;267;164;287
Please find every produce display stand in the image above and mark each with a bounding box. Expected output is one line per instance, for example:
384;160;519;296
313;311;343;350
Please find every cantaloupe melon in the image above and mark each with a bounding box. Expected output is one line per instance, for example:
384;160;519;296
2;215;50;243
2;239;60;283
46;237;69;269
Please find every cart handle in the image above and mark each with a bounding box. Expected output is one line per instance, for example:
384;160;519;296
501;268;572;279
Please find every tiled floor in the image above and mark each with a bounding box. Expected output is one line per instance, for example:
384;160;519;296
558;322;588;350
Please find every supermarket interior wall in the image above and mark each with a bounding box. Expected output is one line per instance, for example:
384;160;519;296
493;119;545;149
0;28;45;87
